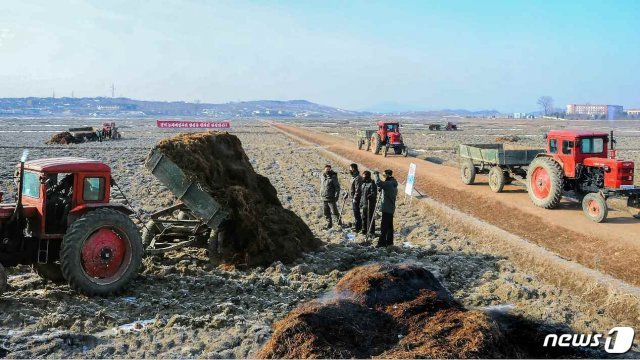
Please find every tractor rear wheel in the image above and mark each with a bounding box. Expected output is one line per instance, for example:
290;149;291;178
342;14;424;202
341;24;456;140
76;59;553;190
61;208;143;296
527;157;563;209
488;166;506;193
582;193;608;223
371;135;381;155
460;159;476;185
33;262;65;283
0;263;7;296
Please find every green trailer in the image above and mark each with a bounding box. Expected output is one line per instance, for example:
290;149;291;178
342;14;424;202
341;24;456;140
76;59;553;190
356;129;377;151
143;149;230;258
458;144;545;193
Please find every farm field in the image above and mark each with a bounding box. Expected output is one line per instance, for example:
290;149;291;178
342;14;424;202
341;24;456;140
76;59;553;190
0;117;638;357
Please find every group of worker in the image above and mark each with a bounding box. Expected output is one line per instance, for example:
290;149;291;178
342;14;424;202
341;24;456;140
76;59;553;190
95;128;115;142
320;163;398;247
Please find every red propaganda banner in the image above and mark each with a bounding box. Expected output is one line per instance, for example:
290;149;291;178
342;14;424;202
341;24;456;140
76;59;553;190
156;120;231;129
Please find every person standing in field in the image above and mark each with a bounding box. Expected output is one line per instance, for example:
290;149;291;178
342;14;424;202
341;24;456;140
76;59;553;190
374;169;398;247
346;163;363;232
360;170;377;237
320;164;341;229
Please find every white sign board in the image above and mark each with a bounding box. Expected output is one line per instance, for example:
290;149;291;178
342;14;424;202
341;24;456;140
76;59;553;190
405;163;416;196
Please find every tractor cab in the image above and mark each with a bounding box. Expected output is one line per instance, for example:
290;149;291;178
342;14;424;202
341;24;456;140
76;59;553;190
15;158;113;237
377;121;401;144
545;130;634;189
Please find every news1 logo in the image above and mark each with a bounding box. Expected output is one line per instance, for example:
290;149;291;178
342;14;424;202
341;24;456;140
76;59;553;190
543;327;635;354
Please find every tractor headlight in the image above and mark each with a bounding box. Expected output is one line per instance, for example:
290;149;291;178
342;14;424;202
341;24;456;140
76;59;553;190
604;165;611;172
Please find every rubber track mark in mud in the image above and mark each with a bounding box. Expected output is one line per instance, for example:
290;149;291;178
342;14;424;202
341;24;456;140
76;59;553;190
272;122;640;287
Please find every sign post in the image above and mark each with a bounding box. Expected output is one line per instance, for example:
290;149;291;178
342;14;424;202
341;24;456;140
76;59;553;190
405;163;417;206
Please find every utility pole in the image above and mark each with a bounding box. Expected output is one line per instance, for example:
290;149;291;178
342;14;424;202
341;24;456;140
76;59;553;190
52;89;55;98
71;90;74;98
111;83;115;98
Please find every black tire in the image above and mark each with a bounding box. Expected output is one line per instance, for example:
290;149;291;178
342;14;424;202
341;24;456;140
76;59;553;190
582;193;608;223
60;208;143;296
33;262;65;283
371;135;381;155
0;263;7;296
207;228;224;265
141;220;164;248
488;166;506;193
527;157;564;209
394;147;403;155
460;159;476;185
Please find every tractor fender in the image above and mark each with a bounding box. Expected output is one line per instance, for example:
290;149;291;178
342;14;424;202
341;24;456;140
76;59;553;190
69;204;134;218
532;153;563;167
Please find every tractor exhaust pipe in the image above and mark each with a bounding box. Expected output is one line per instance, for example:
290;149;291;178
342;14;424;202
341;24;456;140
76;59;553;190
609;131;617;159
13;149;29;217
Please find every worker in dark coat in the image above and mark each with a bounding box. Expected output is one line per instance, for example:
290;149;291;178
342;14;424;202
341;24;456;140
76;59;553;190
320;164;341;229
374;169;398;247
360;170;377;237
345;163;363;232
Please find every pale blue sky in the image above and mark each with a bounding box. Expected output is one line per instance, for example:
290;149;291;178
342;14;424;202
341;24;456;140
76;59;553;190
0;0;638;112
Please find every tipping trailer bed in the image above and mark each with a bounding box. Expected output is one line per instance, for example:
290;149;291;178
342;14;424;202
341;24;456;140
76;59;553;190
459;144;544;166
143;149;230;254
458;144;545;193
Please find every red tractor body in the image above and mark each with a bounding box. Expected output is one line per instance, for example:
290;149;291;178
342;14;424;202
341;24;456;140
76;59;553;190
527;130;639;222
0;155;142;296
358;121;408;156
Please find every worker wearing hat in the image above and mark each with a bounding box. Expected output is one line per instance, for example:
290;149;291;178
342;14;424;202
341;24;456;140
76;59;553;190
374;169;398;247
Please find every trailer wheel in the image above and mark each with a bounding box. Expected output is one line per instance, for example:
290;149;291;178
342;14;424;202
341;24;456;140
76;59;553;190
33;262;65;283
582;193;608;223
460;160;476;185
0;263;7;296
207;229;224;265
61;208;143;296
488;166;506;193
527;157;563;209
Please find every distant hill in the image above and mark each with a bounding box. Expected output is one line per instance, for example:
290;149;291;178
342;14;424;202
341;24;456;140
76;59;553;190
0;97;370;118
386;109;503;117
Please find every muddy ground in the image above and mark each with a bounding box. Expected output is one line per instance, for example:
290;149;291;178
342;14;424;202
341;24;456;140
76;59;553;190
0;118;638;358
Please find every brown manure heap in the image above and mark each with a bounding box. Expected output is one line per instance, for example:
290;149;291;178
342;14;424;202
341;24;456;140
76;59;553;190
495;134;521;143
46;131;80;145
152;131;321;266
258;263;581;359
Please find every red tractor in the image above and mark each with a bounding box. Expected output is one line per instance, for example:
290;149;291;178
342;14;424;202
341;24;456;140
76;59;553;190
102;122;121;140
527;130;639;222
0;151;142;296
358;121;408;157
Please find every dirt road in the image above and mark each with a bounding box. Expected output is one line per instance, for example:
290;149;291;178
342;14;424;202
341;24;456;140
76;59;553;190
272;122;640;287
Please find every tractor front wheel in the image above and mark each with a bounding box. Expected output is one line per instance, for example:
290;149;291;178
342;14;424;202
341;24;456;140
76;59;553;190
141;220;165;249
33;262;65;283
582;193;608;223
460;159;476;185
0;263;7;296
527;157;563;209
61;208;143;296
488;166;506;193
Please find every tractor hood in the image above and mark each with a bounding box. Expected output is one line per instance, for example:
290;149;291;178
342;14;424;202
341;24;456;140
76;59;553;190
584;157;635;188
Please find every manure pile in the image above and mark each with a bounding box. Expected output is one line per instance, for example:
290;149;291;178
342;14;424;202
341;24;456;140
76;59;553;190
46;131;80;145
152;131;321;266
258;263;579;359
